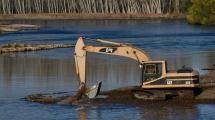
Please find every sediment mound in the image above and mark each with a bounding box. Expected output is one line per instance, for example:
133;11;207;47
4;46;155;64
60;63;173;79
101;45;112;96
0;43;73;53
25;66;215;105
0;24;41;32
23;86;200;105
195;67;215;100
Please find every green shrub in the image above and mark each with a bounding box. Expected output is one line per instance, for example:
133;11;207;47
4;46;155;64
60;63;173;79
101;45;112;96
187;0;215;25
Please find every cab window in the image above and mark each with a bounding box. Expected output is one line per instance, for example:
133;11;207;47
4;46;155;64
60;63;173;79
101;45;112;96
144;64;156;74
143;63;162;82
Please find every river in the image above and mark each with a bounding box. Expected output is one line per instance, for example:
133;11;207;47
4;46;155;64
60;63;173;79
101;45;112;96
0;19;215;120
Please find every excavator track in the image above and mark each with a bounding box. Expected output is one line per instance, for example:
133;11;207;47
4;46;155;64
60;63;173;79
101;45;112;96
132;88;201;101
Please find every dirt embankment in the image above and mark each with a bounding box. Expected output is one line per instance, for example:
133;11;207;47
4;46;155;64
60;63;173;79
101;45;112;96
25;66;215;105
0;24;41;32
195;66;215;100
0;43;73;53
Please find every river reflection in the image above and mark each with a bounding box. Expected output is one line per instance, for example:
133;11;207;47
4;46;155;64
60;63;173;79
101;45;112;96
74;103;201;120
140;104;198;120
0;53;76;98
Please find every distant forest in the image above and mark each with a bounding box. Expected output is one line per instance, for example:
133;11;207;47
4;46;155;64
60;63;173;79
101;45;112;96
0;0;190;14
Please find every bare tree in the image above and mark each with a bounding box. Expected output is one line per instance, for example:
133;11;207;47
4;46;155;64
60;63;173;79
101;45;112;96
0;0;190;15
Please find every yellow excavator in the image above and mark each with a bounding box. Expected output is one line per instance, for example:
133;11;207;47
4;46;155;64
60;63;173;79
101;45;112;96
74;37;200;99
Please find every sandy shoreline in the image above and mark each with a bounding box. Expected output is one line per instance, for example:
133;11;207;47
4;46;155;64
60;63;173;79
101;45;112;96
0;43;73;53
0;13;186;20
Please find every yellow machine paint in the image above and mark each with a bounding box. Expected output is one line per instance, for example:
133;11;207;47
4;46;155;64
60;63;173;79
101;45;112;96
74;37;200;98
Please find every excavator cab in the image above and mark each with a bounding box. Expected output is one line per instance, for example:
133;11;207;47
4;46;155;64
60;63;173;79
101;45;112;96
142;62;163;83
142;60;200;89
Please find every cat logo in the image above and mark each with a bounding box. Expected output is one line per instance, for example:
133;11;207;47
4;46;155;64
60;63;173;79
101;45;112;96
105;48;114;53
99;48;117;53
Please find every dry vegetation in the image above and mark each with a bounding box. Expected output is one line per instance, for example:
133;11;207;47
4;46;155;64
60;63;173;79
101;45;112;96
0;0;189;15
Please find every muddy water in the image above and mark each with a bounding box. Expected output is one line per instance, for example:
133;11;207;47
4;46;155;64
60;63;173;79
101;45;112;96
0;20;215;120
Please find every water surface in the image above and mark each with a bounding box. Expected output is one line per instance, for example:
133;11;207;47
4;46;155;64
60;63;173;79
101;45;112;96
0;19;215;120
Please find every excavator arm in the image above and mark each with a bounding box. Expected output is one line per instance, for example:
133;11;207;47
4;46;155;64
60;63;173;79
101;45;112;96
74;37;150;97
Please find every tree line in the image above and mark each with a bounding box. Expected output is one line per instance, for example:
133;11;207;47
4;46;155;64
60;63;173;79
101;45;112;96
0;0;190;14
187;0;215;25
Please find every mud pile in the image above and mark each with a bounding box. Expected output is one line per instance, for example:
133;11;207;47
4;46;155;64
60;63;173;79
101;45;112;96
0;43;73;53
195;66;215;100
0;24;41;32
25;66;215;105
25;86;165;105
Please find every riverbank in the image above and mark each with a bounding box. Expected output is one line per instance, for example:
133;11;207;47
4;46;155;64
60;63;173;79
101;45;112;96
0;13;186;20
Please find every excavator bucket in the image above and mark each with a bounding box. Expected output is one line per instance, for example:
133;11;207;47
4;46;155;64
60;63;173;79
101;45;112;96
85;81;102;99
